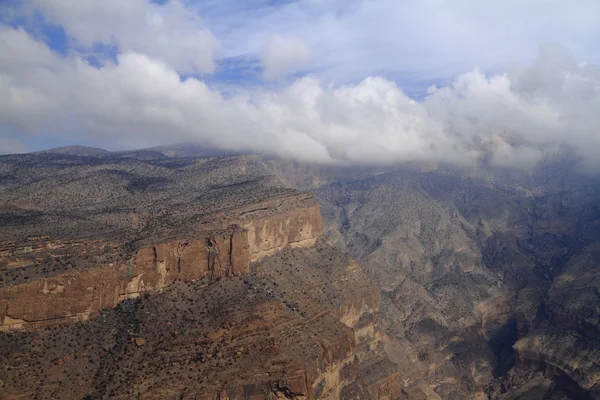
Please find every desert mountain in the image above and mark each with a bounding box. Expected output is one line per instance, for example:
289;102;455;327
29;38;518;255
0;147;598;399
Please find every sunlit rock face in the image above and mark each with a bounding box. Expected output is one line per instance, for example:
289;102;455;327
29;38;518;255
2;148;600;399
0;193;323;332
0;150;398;399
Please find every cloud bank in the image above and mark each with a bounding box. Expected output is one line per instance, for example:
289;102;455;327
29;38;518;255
1;1;599;170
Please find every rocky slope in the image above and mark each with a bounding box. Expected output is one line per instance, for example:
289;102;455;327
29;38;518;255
0;149;399;399
266;158;600;399
1;240;402;399
2;147;600;399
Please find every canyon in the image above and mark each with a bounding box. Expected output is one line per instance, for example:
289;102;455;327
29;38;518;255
0;150;399;399
272;158;600;399
1;147;599;399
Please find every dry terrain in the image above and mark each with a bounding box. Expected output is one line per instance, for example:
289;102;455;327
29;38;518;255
1;146;599;399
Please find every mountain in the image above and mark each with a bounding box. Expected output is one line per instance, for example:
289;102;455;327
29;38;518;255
38;145;111;157
147;143;250;158
267;158;600;399
0;150;399;399
1;148;599;399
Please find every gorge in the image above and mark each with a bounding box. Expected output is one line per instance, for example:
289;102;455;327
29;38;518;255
0;147;599;399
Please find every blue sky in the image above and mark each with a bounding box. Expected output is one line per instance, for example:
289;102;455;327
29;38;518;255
1;0;600;168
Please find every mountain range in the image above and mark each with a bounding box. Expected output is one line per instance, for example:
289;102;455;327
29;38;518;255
1;145;598;399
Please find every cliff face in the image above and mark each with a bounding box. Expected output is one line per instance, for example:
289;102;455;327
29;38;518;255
0;194;321;331
0;230;248;331
239;197;323;262
0;240;399;400
0;161;399;400
263;159;600;400
255;251;403;400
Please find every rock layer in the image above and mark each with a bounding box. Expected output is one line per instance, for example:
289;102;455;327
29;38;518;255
0;194;322;331
0;241;400;399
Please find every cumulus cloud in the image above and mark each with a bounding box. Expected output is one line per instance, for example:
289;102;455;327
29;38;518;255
261;34;311;80
1;26;599;169
27;0;218;74
0;27;66;134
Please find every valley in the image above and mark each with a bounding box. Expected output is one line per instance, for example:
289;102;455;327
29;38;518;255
0;147;599;399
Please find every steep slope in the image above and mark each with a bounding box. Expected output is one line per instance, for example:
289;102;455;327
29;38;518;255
0;150;400;399
1;241;400;399
266;159;600;399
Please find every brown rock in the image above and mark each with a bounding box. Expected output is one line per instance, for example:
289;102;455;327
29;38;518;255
0;195;321;331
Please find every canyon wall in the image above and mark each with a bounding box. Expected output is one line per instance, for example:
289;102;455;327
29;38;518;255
0;235;401;400
0;194;322;331
0;151;402;399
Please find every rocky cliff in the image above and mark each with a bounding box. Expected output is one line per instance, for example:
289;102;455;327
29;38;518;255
264;158;600;399
0;241;400;399
0;150;399;399
0;193;322;331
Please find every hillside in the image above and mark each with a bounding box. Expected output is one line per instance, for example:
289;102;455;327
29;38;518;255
268;158;600;399
1;148;599;399
0;149;399;399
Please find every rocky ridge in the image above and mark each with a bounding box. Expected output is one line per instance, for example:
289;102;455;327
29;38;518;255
266;158;600;399
0;193;322;331
0;150;400;399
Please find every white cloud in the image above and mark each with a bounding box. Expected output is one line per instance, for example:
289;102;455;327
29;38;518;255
0;27;65;134
28;0;218;74
1;27;599;170
201;0;600;85
261;34;311;80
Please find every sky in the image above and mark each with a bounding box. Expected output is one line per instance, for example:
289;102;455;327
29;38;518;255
1;0;600;168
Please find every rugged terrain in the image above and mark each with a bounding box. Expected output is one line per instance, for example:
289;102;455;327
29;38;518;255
267;158;600;399
0;148;400;399
1;146;599;399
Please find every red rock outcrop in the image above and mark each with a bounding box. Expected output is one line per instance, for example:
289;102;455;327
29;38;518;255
1;190;404;399
0;194;321;331
0;239;401;399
